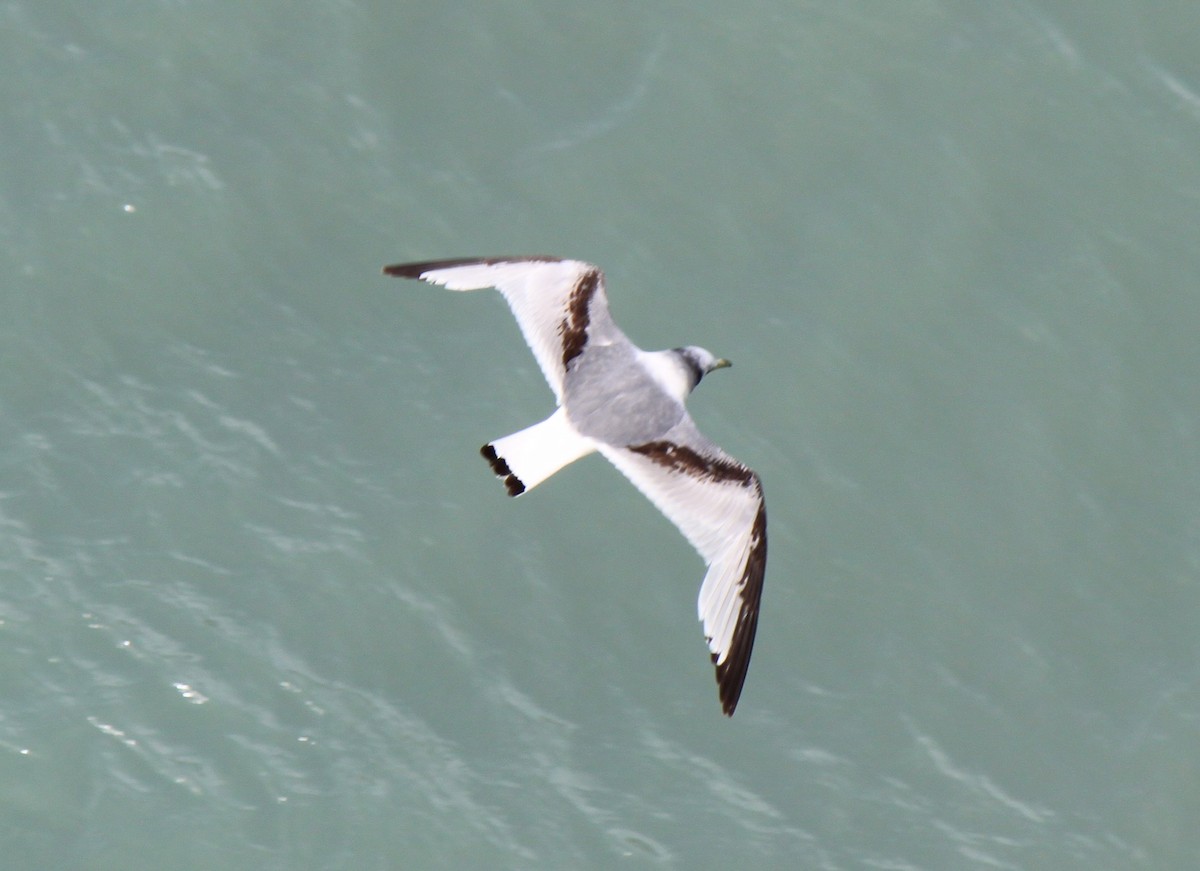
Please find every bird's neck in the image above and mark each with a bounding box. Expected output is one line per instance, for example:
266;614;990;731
637;349;694;402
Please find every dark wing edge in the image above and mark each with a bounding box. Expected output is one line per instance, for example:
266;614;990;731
714;493;766;716
382;256;560;279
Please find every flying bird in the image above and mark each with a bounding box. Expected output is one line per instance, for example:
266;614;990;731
383;257;766;715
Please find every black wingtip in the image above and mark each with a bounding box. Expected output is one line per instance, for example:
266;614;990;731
383;262;425;278
383;256;563;280
715;650;750;716
713;501;767;717
714;632;755;717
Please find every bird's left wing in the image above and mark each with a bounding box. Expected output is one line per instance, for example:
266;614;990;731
597;419;766;716
383;257;627;403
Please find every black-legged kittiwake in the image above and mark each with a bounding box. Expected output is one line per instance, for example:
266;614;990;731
383;257;766;716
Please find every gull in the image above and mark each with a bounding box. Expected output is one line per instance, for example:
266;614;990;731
383;257;766;716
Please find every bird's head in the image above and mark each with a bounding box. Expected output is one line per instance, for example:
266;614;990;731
674;346;731;392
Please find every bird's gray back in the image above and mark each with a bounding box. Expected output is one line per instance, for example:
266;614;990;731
563;344;685;445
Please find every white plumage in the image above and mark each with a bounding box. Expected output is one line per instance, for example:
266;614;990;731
384;256;767;715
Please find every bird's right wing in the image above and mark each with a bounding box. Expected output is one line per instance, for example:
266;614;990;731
597;418;766;716
383;257;628;403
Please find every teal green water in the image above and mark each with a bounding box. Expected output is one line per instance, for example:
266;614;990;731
3;2;1200;868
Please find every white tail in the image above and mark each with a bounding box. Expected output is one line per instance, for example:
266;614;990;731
481;408;596;496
